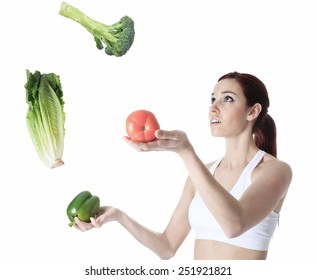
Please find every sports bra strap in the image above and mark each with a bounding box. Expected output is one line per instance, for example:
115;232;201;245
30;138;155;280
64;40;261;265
244;150;266;175
210;150;266;176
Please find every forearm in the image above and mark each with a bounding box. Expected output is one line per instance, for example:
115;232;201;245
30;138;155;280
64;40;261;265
117;210;175;259
178;146;243;237
124;130;243;236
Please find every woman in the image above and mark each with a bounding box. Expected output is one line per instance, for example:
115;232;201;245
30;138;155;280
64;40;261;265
74;72;292;260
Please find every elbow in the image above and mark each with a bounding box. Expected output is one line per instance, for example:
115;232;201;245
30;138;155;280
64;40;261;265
158;234;177;260
223;222;245;239
159;249;175;260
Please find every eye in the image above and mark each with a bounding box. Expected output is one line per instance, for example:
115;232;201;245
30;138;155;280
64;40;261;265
223;95;234;102
211;97;216;104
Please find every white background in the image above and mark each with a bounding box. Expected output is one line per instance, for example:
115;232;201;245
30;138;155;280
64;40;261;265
1;0;316;278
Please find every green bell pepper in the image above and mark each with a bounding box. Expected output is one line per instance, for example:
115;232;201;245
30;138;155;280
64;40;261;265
67;190;100;227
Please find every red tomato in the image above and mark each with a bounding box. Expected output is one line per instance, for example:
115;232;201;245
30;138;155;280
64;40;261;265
126;110;160;142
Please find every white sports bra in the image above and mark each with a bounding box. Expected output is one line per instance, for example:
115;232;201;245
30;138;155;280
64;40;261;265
188;150;279;251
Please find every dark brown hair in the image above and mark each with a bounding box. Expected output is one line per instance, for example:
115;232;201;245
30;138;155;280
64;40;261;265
218;71;277;157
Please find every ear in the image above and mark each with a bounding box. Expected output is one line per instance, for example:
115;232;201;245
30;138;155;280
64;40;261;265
247;103;262;121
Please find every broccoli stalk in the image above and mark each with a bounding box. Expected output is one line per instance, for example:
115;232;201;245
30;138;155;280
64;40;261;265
59;2;135;57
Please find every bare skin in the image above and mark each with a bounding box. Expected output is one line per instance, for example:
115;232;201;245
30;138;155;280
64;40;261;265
74;78;292;260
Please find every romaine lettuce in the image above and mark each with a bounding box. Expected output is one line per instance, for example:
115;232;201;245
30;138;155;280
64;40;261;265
25;70;66;168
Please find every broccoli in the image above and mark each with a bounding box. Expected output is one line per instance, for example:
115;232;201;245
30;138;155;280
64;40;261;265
59;2;135;57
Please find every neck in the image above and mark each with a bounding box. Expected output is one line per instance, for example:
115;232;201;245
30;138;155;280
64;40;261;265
222;136;259;168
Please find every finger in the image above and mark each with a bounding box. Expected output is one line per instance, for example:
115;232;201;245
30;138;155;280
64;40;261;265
74;222;86;232
90;217;102;228
74;217;91;231
155;130;178;140
124;138;152;151
122;136;131;142
74;217;84;230
123;136;147;151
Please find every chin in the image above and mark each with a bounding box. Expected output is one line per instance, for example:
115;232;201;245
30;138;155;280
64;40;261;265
210;130;222;137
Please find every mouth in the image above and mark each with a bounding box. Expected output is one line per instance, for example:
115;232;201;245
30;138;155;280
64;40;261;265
211;119;221;124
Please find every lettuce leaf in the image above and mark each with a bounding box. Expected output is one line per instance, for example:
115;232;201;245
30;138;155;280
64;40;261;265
25;70;65;168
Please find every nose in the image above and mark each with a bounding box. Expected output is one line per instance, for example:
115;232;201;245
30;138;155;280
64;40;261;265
209;102;219;113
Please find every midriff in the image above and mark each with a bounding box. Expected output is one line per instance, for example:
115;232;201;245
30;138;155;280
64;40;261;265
194;239;268;260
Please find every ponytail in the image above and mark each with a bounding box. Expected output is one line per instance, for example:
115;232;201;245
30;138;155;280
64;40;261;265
253;114;277;157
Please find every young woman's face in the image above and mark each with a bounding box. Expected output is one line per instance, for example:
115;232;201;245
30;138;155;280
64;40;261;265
209;78;252;137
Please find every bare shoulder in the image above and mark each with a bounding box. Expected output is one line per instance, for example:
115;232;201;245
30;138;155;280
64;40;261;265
254;153;293;193
262;153;292;175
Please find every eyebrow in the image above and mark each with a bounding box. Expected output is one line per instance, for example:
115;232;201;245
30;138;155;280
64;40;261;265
211;91;237;96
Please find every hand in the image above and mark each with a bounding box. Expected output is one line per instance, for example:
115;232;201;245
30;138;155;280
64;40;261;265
74;206;119;232
124;129;192;155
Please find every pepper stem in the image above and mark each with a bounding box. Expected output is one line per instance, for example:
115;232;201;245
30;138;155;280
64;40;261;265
68;221;75;227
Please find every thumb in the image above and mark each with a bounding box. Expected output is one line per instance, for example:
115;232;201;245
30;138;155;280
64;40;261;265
155;129;178;140
155;129;168;139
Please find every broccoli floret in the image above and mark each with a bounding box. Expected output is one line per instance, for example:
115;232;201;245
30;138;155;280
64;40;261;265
59;2;135;57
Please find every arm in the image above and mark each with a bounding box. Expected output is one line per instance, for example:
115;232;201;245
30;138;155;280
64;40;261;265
125;129;292;237
179;144;292;237
74;177;195;259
